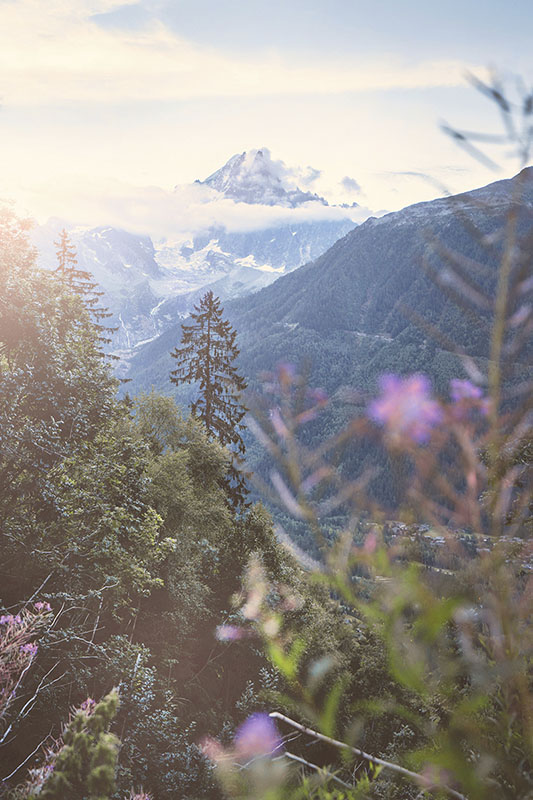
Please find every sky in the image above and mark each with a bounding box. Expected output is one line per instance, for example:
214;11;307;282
0;0;532;237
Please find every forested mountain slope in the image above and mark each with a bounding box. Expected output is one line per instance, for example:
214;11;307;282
126;167;533;399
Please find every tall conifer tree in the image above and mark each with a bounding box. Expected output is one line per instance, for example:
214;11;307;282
54;228;114;345
170;291;249;508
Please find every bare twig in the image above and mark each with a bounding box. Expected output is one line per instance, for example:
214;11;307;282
1;731;52;782
269;711;468;800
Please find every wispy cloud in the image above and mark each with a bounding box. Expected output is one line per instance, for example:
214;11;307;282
0;0;480;107
23;175;369;239
299;166;322;187
340;176;361;194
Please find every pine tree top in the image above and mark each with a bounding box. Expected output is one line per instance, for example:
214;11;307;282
53;228;116;350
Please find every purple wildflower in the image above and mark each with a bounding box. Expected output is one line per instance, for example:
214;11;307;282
20;643;38;656
34;602;51;613
215;624;247;642
369;374;442;444
449;379;489;419
308;387;328;405
234;713;282;759
81;697;96;715
450;379;483;402
0;614;22;625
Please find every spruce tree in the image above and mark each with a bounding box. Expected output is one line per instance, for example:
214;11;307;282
170;290;249;508
54;228;114;345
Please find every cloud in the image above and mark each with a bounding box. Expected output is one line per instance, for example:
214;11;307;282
340;175;361;194
299;166;322;187
229;148;302;190
0;0;480;107
21;175;367;240
90;2;154;31
262;153;323;194
385;170;429;178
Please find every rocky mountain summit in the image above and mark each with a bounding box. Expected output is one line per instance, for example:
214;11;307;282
201;148;329;207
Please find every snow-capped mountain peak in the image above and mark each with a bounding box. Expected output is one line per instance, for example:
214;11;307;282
33;148;358;365
200;148;329;208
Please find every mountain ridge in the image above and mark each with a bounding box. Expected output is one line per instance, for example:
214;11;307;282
124;166;533;398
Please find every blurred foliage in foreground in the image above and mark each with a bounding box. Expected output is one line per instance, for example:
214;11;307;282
200;75;533;800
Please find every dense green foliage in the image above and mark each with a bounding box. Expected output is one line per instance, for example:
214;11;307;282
54;228;111;337
1;79;531;799
0;218;267;796
0;214;422;798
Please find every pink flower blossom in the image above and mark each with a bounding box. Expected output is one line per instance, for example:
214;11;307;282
449;379;489;419
242;587;263;621
0;614;22;625
450;379;483;402
215;625;247;641
34;602;51;613
200;736;225;762
369;374;443;444
308;387;328;405
81;697;96;715
363;532;378;554
19;642;38;656
234;713;282;759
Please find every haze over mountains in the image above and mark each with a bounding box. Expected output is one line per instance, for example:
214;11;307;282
32;148;357;363
142;165;530;534
125;167;533;404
